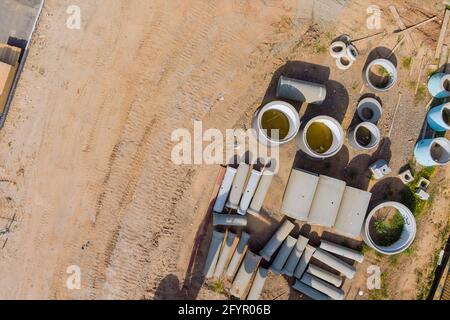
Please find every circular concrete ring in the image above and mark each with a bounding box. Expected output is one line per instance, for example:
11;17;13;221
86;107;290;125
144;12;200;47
252;100;300;146
346;44;359;61
364;58;397;92
336;56;353;70
329;41;347;59
348;122;381;150
357;97;382;123
362;202;416;255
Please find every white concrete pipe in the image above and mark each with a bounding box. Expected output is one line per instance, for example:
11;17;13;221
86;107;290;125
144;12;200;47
293;244;316;279
213;213;247;227
276;75;327;104
292;280;331;300
283;235;309;276
203;230;225;278
312;248;356;279
252;100;301;146
271;235;296;275
348;122;381;150
230;250;262;299
336;56;354;70
297;115;345;159
247;170;274;215
226;163;250;210
213;166;237;213
247;267;269;300
329;40;347;58
362;201;416;255
214;231;237;278
259;219;295;261
301;272;345;300
357;97;382;123
237;169;262;215
307;264;343;287
364;58;398;92
319;240;364;263
226;232;251;280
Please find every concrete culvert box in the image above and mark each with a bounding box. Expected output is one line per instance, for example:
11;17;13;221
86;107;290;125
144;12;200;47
362;201;416;255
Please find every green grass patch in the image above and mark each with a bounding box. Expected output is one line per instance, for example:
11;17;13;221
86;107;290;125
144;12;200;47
401;57;412;70
372;212;405;246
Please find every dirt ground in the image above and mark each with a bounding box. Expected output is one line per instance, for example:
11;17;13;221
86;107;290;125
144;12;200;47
0;0;448;300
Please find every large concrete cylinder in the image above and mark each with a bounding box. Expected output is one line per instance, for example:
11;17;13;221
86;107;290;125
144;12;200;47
230;251;262;299
297;115;345;159
427;72;450;98
214;231;237;278
276;75;327;104
271;235;296;275
259;220;295;261
247;171;274;215
226;232;251;280
292;280;331;300
203;230;225;278
319;240;364;263
301;272;345;300
283;235;309;276
293;244;316;279
213;213;247;227
348;122;381;150
213;166;237;213
247;267;268;300
226;163;250;210
356;97;382;123
312;248;356;279
237;169;262;215
414;137;450;166
307;264;343;287
363;58;397;92
427;103;450;132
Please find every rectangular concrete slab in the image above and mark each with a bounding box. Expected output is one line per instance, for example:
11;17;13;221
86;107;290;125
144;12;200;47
308;175;346;227
281;169;319;221
333;186;372;238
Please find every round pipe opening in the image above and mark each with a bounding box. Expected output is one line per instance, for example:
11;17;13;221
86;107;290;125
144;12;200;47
253;101;300;146
431;138;450;164
356;97;382;123
299;116;344;158
365;59;397;92
350;122;380;150
362;202;416;255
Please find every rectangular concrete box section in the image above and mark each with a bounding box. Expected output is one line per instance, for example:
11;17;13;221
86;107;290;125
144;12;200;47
333;186;372;238
213;166;237;213
281;169;319;221
307;175;346;227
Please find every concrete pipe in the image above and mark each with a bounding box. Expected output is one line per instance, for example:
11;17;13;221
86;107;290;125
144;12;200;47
297;115;345;159
283;235;309;276
307;264;343;287
348;122;381;150
346;44;359;61
427;73;450;98
252;100;300;146
213;213;247;227
226;232;251;280
427;103;450;132
259;220;295;261
319;240;364;263
312;248;356;279
247;267;269;300
276;75;327;104
414;137;450;167
203;230;225;278
357;97;382;123
293;244;316;279
230;251;262;299
271;235;296;275
237;169;262;215
336;56;354;70
292;280;331;300
226;163;250;210
214;231;237;278
247;170;274;215
364;58;397;92
329;40;347;59
362;201;416;255
301;272;345;300
213;166;237;213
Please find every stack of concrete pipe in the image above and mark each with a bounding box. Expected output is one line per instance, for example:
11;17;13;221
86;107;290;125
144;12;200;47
329;36;359;71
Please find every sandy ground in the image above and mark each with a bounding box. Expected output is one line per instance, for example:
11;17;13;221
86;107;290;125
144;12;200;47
0;0;448;300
